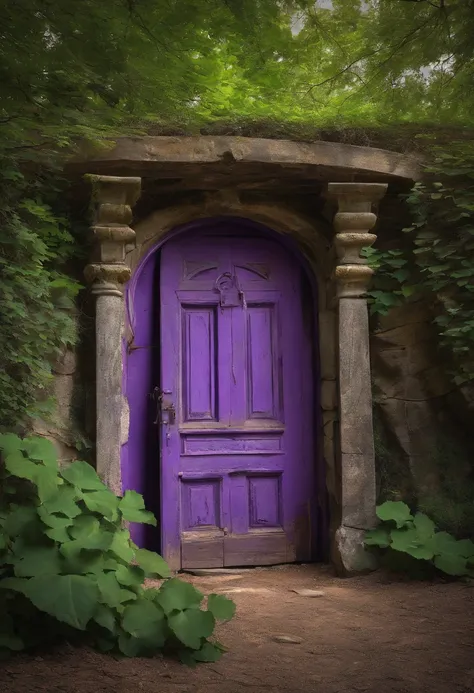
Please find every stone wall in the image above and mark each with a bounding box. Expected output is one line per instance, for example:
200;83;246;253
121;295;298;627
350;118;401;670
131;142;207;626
371;299;474;536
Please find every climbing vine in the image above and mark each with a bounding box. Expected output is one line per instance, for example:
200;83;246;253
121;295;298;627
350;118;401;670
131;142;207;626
365;141;474;385
0;163;82;431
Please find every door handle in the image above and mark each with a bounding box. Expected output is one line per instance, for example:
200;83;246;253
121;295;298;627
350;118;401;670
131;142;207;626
151;387;175;426
160;399;176;426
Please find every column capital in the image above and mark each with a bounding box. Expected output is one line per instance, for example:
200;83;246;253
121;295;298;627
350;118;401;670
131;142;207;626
326;182;388;212
328;182;387;298
84;174;141;294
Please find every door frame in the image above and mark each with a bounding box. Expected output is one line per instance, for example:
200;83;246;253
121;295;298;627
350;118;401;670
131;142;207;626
122;216;326;570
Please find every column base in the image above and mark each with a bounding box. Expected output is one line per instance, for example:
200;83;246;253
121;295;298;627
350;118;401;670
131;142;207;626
332;525;378;576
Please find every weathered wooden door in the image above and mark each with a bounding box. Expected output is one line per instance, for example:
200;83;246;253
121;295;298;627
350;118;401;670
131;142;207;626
159;226;314;570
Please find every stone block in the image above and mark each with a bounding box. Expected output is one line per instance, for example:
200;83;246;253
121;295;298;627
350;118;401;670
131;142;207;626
332;526;378;576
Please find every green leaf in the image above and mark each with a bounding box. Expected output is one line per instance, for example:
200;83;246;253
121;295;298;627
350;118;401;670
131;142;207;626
206;594;236;622
364;527;391;548
413;513;436;540
0;434;22;455
35;465;60;502
433;531;460;555
168;609;215;650
118;632;142;657
43;486;81;519
457;539;474;559
135;549;171;578
38;505;73;530
12;546;63;578
5;575;99;630
97;572;123;608
4;451;37;481
115;564;145;588
390;528;435;560
109;529;135;563
376;501;413;528
45;525;71;543
119;491;157;526
155;579;204;614
67;516;114;551
93;604;117;633
193;641;223;662
3;506;38;537
82;490;120;521
121;600;166;647
434;553;468;577
22;437;58;468
61;461;107;491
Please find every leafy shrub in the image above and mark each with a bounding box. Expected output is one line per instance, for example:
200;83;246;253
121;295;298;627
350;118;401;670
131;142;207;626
0;434;235;662
365;501;474;578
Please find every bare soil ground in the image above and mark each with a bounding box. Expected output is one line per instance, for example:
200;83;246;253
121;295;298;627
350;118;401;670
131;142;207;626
2;565;474;693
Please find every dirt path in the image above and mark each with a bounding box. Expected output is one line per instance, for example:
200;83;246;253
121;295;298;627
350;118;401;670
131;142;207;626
2;565;474;693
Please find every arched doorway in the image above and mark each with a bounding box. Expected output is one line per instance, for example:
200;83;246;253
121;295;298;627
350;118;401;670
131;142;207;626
123;217;322;571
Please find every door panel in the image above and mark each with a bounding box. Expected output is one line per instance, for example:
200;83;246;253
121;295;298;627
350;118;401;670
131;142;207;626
159;231;314;571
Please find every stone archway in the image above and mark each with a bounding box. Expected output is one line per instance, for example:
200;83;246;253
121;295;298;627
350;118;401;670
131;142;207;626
78;135;420;574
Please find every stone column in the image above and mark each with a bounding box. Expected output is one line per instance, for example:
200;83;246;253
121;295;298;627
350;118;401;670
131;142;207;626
84;175;141;494
327;182;388;575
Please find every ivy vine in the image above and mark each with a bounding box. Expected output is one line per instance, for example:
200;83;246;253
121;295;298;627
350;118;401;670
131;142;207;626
365;141;474;385
0;162;81;430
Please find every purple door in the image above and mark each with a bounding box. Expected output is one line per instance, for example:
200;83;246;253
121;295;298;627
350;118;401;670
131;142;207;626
159;226;314;570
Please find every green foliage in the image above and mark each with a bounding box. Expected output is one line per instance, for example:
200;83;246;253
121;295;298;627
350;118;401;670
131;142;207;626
0;434;235;662
365;501;474;578
366;141;474;384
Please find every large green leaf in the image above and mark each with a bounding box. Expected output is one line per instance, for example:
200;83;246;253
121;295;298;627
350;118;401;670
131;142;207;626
93;604;117;633
193;641;224;663
38;506;73;530
119;491;157;526
390;528;435;560
457;539;474;559
34;465;60;503
118;632;142;657
207;594;236;622
109;529;135;563
67;516;114;551
115;564;145;588
135;548;170;578
0;433;22;455
22;437;58;468
364;527;391;548
121;600;166;647
3;506;39;537
413;513;436;540
97;572;123;608
82;490;119;521
4;452;37;481
61;461;107;491
43;486;81;519
4;575;99;630
12;545;63;578
433;531;459;555
155;579;204;614
434;553;468;577
376;501;413;528
168;609;215;650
